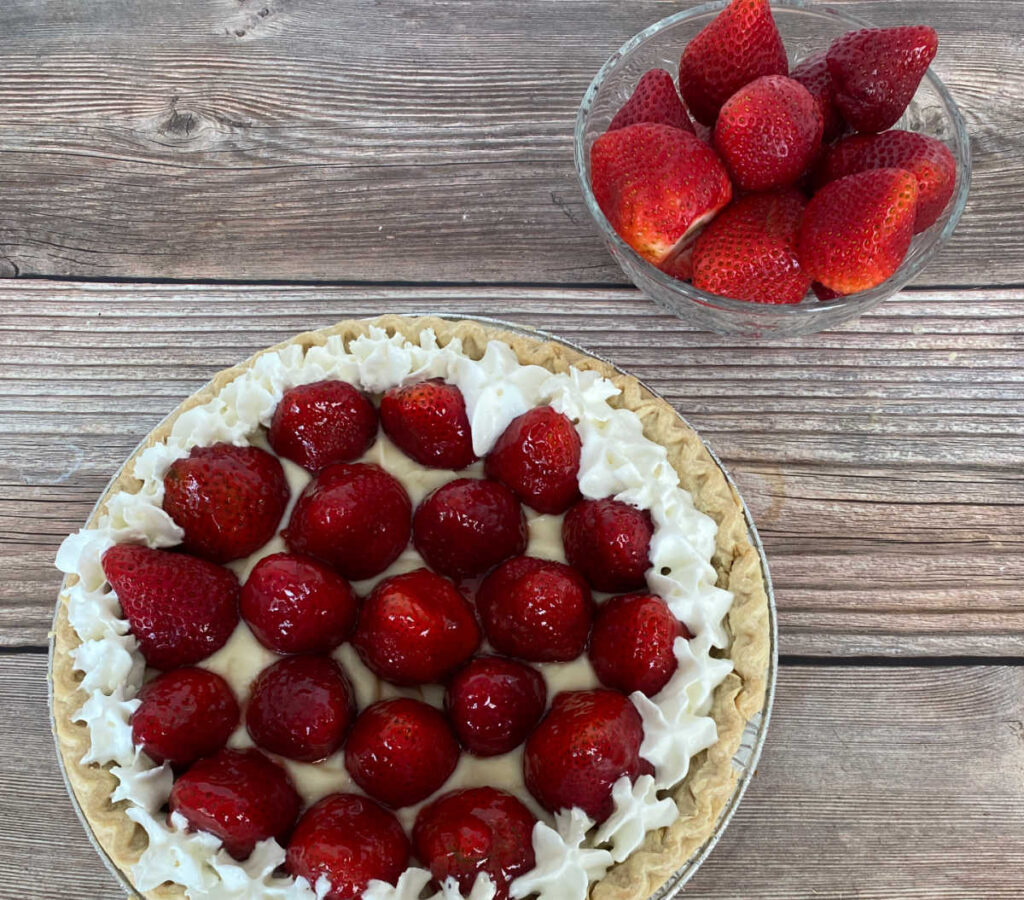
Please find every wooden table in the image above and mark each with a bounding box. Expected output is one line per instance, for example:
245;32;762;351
2;1;1022;897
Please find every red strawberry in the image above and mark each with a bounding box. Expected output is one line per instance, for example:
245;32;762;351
659;244;694;283
240;552;359;655
798;167;919;294
608;69;694;134
523;689;650;823
790;51;845;143
485;406;582;515
477;556;594;663
169;748;301;860
678;0;788;126
445;656;547;756
102;544;239;670
352;568;481;686
287;794;410;900
413;788;537;900
812;282;844;301
413;478;527;579
713;75;823;192
826;26;938;133
590;124;732;266
284;462;411;581
131;668;239;767
345;698;460;809
245;656;355;763
269;379;378;473
163;443;289;564
562;499;653;593
380;379;475;470
691;189;811;304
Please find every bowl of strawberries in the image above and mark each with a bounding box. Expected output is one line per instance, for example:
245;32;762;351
575;0;971;338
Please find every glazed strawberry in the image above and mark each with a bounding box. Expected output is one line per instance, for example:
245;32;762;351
284;462;411;580
345;698;460;808
246;656;355;763
485;406;582;514
240;552;359;655
659;244;694;283
713;75;823;192
826;26;938;133
678;0;788;126
790;51;845;144
562;499;653;593
163;443;289;564
798;168;919;294
476;557;594;663
608;69;694;134
269;379;378;472
287;794;410;900
352;568;480;686
380;379;475;470
590;124;732;266
169;748;301;860
445;655;547;756
523;689;650;823
413;788;537;899
131;668;238;767
691;189;810;305
102;544;239;670
413;478;527;579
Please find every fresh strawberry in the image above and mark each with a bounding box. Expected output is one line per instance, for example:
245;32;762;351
445;655;547;757
659;244;694;283
352;568;481;686
608;69;694;134
691;189;811;304
413;788;537;900
345;698;460;809
562;499;653;593
131;668;238;767
380;379;475;470
590;124;732;266
102;544;239;670
284;462;411;581
523;689;651;823
287;794;410;900
826;26;938;133
812;282;844;301
485;406;581;514
798;167;919;294
476;556;594;663
678;0;788;126
169;748;301;860
790;51;845;143
413;478;527;579
269;379;378;473
163;443;289;564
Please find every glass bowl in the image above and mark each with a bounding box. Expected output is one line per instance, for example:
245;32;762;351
574;0;972;339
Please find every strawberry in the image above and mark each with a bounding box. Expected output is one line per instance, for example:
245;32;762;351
798;167;919;294
590;124;732;266
380;379;475;470
352;568;481;686
102;544;239;670
678;0;788;126
287;794;410;900
163;443;289;564
562;499;653;593
713;75;823;192
812;281;844;301
345;698;460;809
815;130;956;233
169;748;301;860
691;189;811;305
790;51;845;143
131;668;238;767
477;556;594;663
608;69;694;134
413;788;537;900
826;26;938;134
284;462;411;581
485;406;582;515
269;379;378;473
659;244;694;283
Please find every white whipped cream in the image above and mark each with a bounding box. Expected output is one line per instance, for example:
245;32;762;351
510;808;613;900
593;776;678;864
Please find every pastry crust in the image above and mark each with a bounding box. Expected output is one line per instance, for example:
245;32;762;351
52;315;771;900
